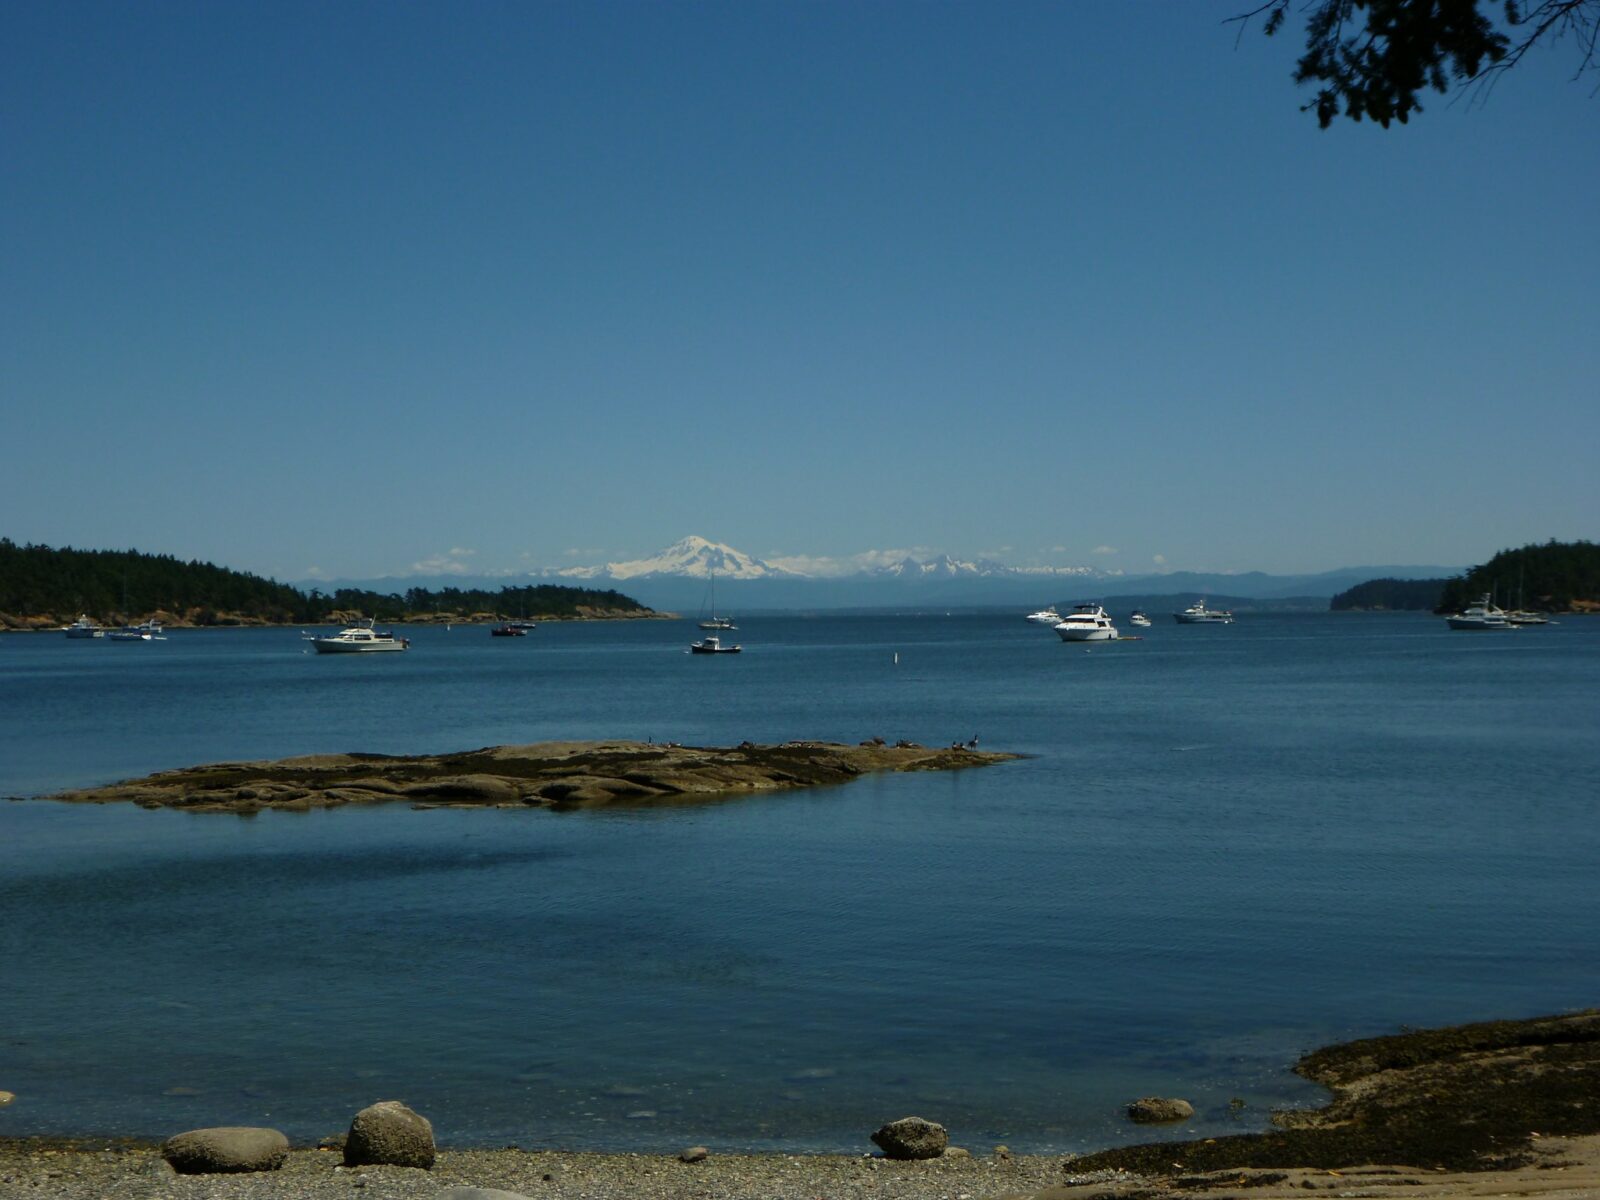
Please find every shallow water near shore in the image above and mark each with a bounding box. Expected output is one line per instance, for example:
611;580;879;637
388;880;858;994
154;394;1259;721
2;612;1598;1153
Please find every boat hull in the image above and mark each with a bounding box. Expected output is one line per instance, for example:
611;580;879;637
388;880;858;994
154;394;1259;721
311;637;408;653
1055;625;1118;642
1174;613;1232;624
1445;616;1513;631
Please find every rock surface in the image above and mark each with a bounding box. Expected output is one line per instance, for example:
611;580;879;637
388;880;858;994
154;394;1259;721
871;1116;948;1160
1126;1096;1195;1123
36;739;1018;812
343;1100;436;1169
160;1126;289;1174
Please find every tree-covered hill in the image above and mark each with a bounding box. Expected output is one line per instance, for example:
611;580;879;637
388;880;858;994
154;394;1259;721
1330;577;1447;611
0;539;655;627
1437;540;1600;613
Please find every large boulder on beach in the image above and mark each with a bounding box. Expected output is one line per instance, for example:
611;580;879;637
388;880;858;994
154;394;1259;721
160;1126;289;1174
871;1115;948;1159
1126;1096;1195;1123
343;1100;436;1168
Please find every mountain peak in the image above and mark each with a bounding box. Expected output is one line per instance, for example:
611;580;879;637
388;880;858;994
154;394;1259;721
558;536;797;581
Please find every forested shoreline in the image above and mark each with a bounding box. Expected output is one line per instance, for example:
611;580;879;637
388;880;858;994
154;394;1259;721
0;539;655;628
1331;540;1599;613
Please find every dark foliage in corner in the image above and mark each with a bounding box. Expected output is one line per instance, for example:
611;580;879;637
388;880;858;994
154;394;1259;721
1238;0;1599;126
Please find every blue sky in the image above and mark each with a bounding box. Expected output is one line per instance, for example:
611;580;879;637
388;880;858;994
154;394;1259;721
4;1;1595;582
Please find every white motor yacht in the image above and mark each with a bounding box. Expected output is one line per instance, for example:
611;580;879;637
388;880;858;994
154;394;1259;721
690;634;741;654
1445;595;1515;631
311;621;410;653
1128;610;1152;627
1026;608;1063;625
1174;601;1234;624
63;615;104;639
1054;603;1119;642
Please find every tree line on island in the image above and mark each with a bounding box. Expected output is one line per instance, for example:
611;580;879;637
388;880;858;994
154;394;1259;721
1331;539;1600;613
0;539;654;627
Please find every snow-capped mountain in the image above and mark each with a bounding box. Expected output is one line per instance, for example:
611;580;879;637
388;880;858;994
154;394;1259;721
871;554;1106;580
551;536;803;582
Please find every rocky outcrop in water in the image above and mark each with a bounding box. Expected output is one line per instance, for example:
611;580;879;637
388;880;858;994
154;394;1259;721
1126;1096;1194;1123
34;740;1018;813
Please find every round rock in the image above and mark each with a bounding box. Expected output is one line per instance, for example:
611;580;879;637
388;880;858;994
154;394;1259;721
1126;1096;1195;1123
871;1115;948;1160
344;1099;436;1169
679;1145;710;1163
161;1126;290;1174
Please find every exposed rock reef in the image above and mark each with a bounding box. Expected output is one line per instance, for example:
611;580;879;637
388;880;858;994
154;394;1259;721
31;739;1018;812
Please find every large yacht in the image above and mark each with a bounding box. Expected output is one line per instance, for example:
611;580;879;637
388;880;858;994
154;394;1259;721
1054;603;1119;642
1445;594;1514;631
310;621;410;653
1173;600;1234;624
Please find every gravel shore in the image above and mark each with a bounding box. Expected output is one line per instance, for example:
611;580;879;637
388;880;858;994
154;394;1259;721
5;1011;1596;1199
5;1138;1600;1200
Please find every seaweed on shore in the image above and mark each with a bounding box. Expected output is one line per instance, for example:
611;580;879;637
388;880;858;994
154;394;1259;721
1067;1009;1600;1176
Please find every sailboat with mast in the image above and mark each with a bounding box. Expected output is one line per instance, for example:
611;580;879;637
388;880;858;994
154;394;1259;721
698;566;735;630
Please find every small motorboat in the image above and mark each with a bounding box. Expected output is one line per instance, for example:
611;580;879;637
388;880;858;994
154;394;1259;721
1025;608;1062;626
107;621;165;642
1128;610;1152;627
690;634;741;654
489;624;526;637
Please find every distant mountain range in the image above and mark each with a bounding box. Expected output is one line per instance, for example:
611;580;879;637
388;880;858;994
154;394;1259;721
303;536;1460;613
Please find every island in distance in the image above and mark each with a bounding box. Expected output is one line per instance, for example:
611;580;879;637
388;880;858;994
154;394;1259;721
30;738;1017;813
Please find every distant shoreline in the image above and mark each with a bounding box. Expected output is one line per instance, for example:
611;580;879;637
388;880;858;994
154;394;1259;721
0;611;674;632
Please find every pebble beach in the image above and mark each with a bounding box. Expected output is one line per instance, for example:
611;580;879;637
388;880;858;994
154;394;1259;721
5;1010;1598;1200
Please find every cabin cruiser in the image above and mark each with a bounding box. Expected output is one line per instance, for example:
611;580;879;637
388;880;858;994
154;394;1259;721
1445;594;1514;631
310;621;410;653
489;624;526;637
699;616;736;630
1054;603;1119;642
1173;601;1234;624
63;615;104;639
1026;607;1063;626
690;634;741;654
1128;610;1152;627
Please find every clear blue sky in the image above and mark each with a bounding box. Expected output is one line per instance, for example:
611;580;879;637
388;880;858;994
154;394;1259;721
4;1;1595;581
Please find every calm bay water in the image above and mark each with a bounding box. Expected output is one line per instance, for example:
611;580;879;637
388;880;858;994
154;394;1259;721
2;612;1597;1153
